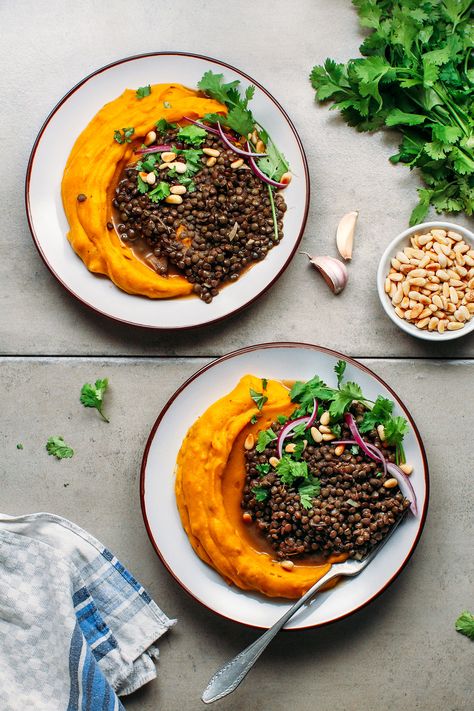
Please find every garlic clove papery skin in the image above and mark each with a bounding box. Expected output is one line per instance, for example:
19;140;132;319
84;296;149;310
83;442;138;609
302;253;348;295
336;211;358;260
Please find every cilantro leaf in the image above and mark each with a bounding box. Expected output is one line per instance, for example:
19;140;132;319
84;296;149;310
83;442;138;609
136;85;151;99
257;138;289;182
148;182;171;203
155;118;176;133
255;463;270;476
198;71;241;105
298;478;321;509
276;456;309;486
250;415;258;425
329;382;365;419
80;378;110;423
290;376;336;413
137;175;148;194
226;106;254;137
256;428;277;453
177;125;207;147
113;127;134;144
251;486;269;502
384;415;409;464
277;415;289;425
455;611;474;640
359;396;394;433
250;388;268;411
334;359;347;387
46;436;74;460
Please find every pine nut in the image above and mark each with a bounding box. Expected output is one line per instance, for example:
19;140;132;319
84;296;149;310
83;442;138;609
161;151;177;162
322;433;336;441
202;147;220;157
256;140;266;153
242;512;252;523
402;282;411;296
206;156;217;167
280;560;294;571
231;158;244;169
145;172;156;185
437;253;448;268
377;424;386;441
431;229;447;239
459;305;470;320
391;257;401;270
285;443;296;453
409;269;427;278
448;230;463;241
418;308;432;320
310;426;323;443
384;478;398;489
399;463;413;475
418;255;431;268
320;411;330;426
244;434;255;450
447;322;464;330
165;194;183;204
418;234;432;245
319;425;332;434
449;286;459;304
170;185;187;195
454;243;469;254
428;317;439;331
401;297;410;309
389;273;403;282
465;255;474;267
410;303;423;319
392;286;403;305
443;282;450;298
436;270;450;281
432;295;443;309
167;161;187;174
384;277;391;293
409;277;426;287
269;456;280;468
394;306;405;318
144;130;156;146
334;445;345;456
454;308;466;322
396;251;410;264
416;317;430;329
438;319;448;333
400;264;415;275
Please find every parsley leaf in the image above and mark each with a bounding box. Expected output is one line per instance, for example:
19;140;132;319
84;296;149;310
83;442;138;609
334;359;347;387
148;182;171;203
298;478;321;509
276;456;309;486
137;175;148;194
261;378;268;391
250;415;258;425
360;396;394;433
256;428;277;453
80;378;110;423
136;85;151;99
384;415;409;464
290;376;336;413
251;486;269;502
256;463;270;476
177;125;207;147
329;382;365;419
46;436;74;460
455;611;474;640
249;388;268;411
155;118;176;133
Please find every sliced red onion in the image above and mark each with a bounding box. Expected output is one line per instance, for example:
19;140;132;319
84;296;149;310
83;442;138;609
387;463;418;516
183;116;220;136
276;399;317;458
247;144;288;188
345;413;380;461
135;144;171;155
217;122;266;157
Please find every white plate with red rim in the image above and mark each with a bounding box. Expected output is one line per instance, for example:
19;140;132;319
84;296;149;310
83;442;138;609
25;52;309;330
140;342;429;630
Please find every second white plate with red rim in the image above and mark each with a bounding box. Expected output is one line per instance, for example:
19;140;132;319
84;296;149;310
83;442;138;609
25;52;309;330
140;342;429;630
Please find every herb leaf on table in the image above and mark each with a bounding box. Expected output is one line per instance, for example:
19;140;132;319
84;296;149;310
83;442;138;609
455;611;474;640
80;378;110;423
309;0;474;224
46;436;74;460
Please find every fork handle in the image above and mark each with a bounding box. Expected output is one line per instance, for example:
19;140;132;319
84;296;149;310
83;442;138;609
201;567;339;704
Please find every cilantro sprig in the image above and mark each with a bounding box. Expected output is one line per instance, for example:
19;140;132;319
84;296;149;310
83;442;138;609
250;388;268;411
256;428;277;453
136;85;151;100
113;127;135;144
455;611;474;640
46;436;74;460
80;378;110;423
310;1;474;224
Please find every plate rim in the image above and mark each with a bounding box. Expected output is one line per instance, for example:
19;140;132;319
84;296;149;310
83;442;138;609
140;341;430;630
24;51;310;331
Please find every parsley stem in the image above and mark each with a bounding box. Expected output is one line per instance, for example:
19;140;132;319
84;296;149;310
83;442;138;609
267;185;279;242
99;408;110;423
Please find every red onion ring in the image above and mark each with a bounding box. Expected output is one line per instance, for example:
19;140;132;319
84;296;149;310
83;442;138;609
134;144;172;155
276;399;317;458
387;463;418;516
217;122;267;157
247;144;289;188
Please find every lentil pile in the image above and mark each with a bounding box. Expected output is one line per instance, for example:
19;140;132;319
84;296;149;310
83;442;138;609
112;127;287;303
242;403;410;562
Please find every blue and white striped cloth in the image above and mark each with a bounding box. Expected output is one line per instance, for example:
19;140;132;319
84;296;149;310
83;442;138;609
0;512;176;710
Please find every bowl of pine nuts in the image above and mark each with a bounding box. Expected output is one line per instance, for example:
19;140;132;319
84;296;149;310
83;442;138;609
377;221;474;340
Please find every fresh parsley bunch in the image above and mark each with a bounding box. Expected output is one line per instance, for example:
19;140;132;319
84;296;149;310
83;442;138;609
310;0;474;224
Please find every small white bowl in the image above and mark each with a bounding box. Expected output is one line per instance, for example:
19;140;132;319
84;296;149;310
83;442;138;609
377;221;474;341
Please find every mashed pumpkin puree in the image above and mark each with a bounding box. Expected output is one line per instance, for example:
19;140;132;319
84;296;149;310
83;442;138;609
61;84;225;298
176;375;345;599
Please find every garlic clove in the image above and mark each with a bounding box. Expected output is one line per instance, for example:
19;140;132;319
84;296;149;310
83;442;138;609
336;210;358;260
301;253;348;295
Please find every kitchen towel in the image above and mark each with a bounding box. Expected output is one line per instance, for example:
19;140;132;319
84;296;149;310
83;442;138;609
0;512;176;710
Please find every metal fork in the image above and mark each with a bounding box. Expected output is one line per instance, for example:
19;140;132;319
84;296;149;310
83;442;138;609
202;509;408;704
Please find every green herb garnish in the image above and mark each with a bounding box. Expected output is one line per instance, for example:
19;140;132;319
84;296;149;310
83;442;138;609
250;388;268;411
148;181;171;203
155;118;176;133
261;378;268;391
334;359;347;387
136;85;151;100
310;1;474;224
277;415;289;425
384;416;409;464
256;428;277;453
255;463;270;476
250;415;259;425
46;436;74;460
276;456;309;486
137;174;148;194
455;611;474;640
329;381;366;419
298;478;321;509
351;445;360;455
80;378;110;423
16;443;23;450
251;485;269;502
177;125;207;147
113;127;135;144
360;396;394;433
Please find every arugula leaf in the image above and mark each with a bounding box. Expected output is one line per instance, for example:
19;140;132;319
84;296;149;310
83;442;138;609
455;611;474;640
334;359;347;387
80;378;110;423
113;127;135;144
255;463;270;476
177;125;207;147
360;396;394;433
251;486;269;502
46;436;74;460
329;382;365;419
276;456;309;486
148;182;171;203
298;478;321;509
136;85;151;99
250;388;268;411
256;428;277;453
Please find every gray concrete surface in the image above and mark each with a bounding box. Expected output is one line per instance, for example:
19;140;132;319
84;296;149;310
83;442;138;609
1;357;473;711
1;1;474;710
